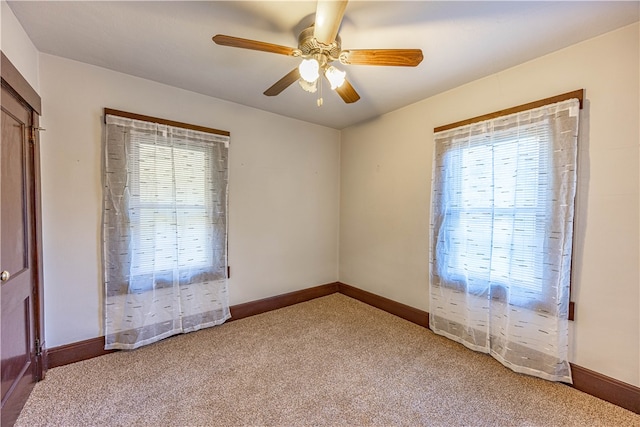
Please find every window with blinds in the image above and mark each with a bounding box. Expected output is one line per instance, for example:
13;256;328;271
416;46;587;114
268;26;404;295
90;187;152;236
442;123;549;300
130;141;213;277
431;97;581;313
103;111;230;293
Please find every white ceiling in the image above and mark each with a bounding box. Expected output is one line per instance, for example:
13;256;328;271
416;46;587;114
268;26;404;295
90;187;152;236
8;1;639;129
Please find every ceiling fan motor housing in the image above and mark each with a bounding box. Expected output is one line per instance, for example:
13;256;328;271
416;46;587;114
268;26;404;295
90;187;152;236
298;26;341;63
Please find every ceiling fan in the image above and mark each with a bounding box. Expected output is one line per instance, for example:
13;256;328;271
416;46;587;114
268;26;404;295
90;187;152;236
212;0;423;106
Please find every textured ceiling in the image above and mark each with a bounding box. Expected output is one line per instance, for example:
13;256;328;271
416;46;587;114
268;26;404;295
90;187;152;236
8;1;640;129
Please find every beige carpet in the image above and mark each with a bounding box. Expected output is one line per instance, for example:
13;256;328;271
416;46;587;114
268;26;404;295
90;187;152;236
16;294;640;426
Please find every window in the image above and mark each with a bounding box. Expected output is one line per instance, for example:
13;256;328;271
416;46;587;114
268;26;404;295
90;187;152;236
438;124;551;305
133;142;212;275
126;135;224;289
430;93;581;314
429;93;582;382
103;109;231;350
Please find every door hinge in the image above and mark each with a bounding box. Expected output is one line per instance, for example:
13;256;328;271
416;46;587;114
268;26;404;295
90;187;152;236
35;338;42;357
227;266;230;279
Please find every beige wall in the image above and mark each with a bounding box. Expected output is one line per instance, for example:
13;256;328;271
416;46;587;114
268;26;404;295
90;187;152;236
38;54;340;348
340;23;640;387
1;0;39;90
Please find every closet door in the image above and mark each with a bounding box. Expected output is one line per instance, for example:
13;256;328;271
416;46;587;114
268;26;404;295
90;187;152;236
1;53;44;427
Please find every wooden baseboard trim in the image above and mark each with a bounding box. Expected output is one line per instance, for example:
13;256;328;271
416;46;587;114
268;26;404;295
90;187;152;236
337;282;429;328
229;282;340;321
47;337;116;369
46;282;340;369
337;281;639;415
44;281;639;415
570;363;640;414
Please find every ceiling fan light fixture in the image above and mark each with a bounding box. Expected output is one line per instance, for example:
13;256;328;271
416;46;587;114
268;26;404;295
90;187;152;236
325;66;346;90
299;78;318;93
299;58;320;83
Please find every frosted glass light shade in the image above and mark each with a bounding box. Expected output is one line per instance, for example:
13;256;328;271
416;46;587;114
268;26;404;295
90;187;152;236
299;59;320;83
325;66;346;90
299;78;317;93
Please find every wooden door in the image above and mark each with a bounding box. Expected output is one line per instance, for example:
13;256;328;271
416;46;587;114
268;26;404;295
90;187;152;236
1;81;43;426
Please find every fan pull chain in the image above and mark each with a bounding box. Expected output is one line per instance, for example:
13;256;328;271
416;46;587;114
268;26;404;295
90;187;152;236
317;75;323;107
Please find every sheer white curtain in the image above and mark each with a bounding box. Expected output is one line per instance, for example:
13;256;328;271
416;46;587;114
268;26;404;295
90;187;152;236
103;114;230;350
429;99;580;382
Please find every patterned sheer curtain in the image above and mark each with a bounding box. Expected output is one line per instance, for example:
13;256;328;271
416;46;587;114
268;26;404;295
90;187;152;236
429;98;580;382
103;114;230;350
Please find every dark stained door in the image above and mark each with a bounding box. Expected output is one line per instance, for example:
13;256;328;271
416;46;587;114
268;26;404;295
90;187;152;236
1;83;40;426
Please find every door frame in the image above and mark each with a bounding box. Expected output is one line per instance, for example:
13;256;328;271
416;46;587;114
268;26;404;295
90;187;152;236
1;50;46;381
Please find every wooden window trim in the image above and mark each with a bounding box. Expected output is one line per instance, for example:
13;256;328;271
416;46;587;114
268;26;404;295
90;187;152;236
104;108;230;137
434;89;584;133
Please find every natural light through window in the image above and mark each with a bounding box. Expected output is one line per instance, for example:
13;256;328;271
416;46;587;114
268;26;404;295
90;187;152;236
131;142;212;276
442;130;548;299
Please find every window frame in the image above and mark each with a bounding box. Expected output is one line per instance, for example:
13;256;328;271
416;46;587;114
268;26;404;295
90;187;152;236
103;108;230;290
432;90;583;320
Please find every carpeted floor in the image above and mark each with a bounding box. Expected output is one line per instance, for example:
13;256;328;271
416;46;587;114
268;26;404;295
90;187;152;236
16;294;640;426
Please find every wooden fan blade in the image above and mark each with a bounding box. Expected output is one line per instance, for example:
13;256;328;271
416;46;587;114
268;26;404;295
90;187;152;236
335;79;360;104
264;68;301;96
314;0;348;45
213;34;297;56
340;49;423;67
